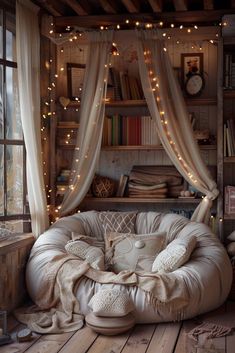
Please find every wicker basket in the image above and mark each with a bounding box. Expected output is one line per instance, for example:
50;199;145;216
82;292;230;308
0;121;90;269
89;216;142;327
92;175;115;198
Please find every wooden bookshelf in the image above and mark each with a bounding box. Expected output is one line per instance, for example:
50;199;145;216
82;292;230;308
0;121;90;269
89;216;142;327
224;156;235;163
58;143;216;150
82;197;202;204
224;214;235;220
57;123;79;129
224;90;235;99
67;97;217;109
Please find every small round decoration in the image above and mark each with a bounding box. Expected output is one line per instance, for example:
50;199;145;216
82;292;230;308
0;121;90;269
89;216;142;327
184;73;205;97
92;175;115;198
135;240;145;249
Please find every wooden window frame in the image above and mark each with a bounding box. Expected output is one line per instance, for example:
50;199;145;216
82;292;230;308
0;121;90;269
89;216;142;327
0;4;30;232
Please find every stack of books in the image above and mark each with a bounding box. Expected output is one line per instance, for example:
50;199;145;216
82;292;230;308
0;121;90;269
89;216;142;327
224;53;235;89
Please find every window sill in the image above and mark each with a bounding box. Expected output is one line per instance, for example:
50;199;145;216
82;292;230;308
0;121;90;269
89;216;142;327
0;233;34;255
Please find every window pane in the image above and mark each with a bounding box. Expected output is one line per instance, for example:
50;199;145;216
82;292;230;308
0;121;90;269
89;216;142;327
0;9;2;59
0;65;3;139
6;12;16;62
0;220;24;233
0;145;4;216
6;145;23;215
6;66;22;139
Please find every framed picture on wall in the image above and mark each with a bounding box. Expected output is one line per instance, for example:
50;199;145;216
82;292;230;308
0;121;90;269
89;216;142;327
181;53;203;86
67;63;86;101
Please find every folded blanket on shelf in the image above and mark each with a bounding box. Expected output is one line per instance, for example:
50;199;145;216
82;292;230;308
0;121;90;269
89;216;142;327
129;166;183;187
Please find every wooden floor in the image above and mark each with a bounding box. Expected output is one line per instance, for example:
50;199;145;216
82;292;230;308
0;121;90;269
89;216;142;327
1;302;235;353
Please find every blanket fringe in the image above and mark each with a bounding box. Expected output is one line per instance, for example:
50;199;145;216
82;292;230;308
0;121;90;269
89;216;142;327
188;322;232;341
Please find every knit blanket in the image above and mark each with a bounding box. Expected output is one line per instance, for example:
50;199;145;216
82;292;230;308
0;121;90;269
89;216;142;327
15;254;190;334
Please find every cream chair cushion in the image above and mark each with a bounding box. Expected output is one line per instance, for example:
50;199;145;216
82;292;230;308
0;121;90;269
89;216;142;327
105;231;166;273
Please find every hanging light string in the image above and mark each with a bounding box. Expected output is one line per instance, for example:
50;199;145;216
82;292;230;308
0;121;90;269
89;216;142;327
42;17;224;221
45;14;228;48
143;45;202;190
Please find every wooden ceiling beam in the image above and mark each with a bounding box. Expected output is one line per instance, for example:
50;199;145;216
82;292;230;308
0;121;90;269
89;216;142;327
204;0;214;10
55;9;235;29
63;0;88;15
99;0;119;14
147;0;162;12
121;0;140;13
35;0;63;16
173;0;188;11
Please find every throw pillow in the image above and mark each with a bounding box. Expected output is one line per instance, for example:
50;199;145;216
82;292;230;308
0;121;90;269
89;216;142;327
88;289;134;317
99;211;137;235
65;239;105;271
152;235;197;273
105;231;166;273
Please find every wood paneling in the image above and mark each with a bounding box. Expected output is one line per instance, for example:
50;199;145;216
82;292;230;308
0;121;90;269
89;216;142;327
0;234;34;312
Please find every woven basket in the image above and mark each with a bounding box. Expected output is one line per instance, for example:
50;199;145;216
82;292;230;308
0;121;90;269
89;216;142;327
92;175;115;198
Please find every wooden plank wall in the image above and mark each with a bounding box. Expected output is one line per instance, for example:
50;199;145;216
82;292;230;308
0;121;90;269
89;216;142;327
0;235;34;312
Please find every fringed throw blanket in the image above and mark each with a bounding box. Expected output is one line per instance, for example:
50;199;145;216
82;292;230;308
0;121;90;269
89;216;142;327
15;254;190;334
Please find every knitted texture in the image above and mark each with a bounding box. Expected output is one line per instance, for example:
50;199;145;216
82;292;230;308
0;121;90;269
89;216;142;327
88;289;134;317
65;240;105;270
152;235;197;273
99;211;137;235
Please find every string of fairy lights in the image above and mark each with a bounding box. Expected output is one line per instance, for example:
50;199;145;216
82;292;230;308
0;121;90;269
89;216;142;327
41;16;231;222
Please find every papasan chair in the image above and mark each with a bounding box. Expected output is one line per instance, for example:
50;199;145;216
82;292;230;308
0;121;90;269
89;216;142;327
19;211;232;334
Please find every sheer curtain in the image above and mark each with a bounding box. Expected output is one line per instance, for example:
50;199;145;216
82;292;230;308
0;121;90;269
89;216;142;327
60;31;113;216
136;29;218;224
16;0;49;237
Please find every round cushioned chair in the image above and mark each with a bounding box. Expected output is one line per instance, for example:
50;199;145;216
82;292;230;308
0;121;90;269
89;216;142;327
26;211;232;323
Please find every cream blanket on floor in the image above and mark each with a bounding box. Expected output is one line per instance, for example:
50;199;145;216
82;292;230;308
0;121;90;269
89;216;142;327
15;253;189;334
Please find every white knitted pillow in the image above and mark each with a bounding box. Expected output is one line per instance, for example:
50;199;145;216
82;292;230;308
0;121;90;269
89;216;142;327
152;235;197;273
88;289;134;317
65;240;105;271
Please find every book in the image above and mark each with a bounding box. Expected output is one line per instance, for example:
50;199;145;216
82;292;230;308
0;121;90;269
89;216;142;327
116;174;129;197
225;185;235;215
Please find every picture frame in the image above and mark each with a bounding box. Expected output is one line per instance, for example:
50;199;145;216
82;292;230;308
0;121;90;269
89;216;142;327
181;53;203;86
67;63;86;101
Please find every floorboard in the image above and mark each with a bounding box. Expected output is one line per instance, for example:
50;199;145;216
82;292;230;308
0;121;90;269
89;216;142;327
1;302;235;353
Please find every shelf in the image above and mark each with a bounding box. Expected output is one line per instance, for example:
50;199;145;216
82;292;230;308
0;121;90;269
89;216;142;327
67;97;217;109
102;144;217;151
57;123;79;129
82;197;202;204
223;90;235;99
58;143;217;150
224;214;235;220
224;156;235;163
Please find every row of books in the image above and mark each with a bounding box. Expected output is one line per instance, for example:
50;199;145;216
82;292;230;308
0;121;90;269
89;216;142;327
224;119;235;156
224;53;235;89
102;115;160;146
225;185;235;215
108;67;144;100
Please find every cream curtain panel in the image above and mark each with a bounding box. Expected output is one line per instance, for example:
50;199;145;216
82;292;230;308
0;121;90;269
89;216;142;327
60;31;113;216
16;0;49;237
136;29;219;224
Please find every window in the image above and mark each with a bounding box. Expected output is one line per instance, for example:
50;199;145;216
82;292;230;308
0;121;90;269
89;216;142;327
0;4;30;233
